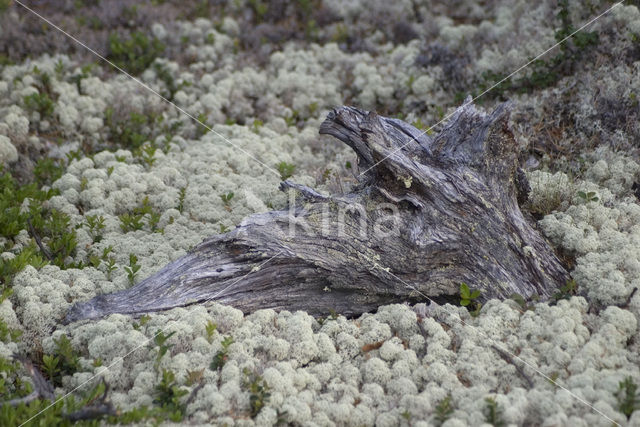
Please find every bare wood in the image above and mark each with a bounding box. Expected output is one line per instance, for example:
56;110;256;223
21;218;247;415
65;100;568;323
27;217;53;262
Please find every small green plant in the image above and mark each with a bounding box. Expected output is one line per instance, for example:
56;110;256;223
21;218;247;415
104;255;118;281
555;0;598;50
0;313;22;343
331;23;349;44
140;143;158;168
91;255;107;276
321;168;332;183
119;212;145;232
219;224;230;233
459;283;480;306
67;62;95;92
23;92;54;117
406;74;416;89
120;196;162;233
0;246;47;288
41;354;60;383
483;397;506;427
133;313;152;331
248;0;268;20
0;0;11;14
185;368;205;386
105;108;162;151
552;278;578;302
0;355;30;403
205;320;217;344
251;119;263;133
0;165;68;286
177;187;187;213
276;161;296;180
45;211;78;267
42;334;81;386
54;335;80;372
28;204;80;269
115;405;162;424
509;293;535;312
284;110;299;127
65;150;83;165
411;118;427;130
211;336;233;371
124;253;141;285
152;330;175;370
434;394;454;426
616;376;640;419
107;31;165;75
154;369;188;422
89;248;106;268
160;120;183;153
33;157;65;185
400;409;411;420
576;190;599;203
152;61;180;102
459;283;482;315
242;368;270;418
84;215;105;243
196;113;210;137
220;192;234;211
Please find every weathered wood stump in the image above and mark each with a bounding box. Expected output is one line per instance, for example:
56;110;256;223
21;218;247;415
64;100;568;323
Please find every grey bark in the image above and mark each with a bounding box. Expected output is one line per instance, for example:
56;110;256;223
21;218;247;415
65;100;568;323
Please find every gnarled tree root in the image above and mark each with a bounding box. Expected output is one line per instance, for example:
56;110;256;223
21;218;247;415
65;100;568;324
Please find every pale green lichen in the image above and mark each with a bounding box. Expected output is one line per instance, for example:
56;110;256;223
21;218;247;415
1;1;640;425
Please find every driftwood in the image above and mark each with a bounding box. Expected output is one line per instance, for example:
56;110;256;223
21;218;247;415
65;100;569;323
